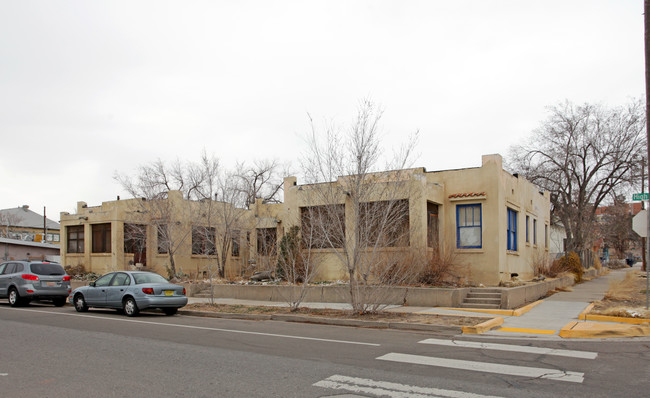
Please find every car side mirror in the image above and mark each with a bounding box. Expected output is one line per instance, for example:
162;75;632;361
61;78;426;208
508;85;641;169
89;282;96;287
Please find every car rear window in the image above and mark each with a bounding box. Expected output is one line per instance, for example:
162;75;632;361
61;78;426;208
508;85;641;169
133;273;168;284
30;263;65;276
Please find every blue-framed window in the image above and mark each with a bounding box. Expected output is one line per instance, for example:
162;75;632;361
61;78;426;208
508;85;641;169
533;219;537;245
456;204;482;249
507;208;517;251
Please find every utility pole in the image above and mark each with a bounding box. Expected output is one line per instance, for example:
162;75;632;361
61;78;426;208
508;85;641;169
642;157;647;272
643;0;650;309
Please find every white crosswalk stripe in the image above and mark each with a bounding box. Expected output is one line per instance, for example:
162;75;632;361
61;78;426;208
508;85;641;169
377;353;585;383
313;375;505;398
419;338;598;359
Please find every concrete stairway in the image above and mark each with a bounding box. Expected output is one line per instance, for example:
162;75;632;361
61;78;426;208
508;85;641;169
460;288;502;309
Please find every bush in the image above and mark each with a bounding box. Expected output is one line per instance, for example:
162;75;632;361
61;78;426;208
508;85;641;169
593;256;602;271
561;251;583;283
64;264;86;277
418;246;466;286
546;251;583;282
276;226;306;283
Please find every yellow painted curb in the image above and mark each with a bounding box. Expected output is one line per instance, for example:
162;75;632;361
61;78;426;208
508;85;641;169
462;317;503;334
578;303;650;324
559;321;650;338
512;300;543;316
497;327;556;335
442;307;513;316
442;300;543;317
581;314;650;325
578;303;595;320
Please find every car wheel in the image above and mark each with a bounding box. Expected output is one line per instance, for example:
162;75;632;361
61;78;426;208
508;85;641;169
53;297;67;307
123;297;139;317
8;288;21;307
162;308;178;316
74;294;88;312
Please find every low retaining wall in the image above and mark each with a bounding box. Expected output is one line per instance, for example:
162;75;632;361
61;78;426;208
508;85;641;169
72;269;586;309
500;275;574;309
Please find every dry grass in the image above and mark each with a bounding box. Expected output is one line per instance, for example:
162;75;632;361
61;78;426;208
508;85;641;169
591;270;650;318
604;271;642;301
183;303;489;326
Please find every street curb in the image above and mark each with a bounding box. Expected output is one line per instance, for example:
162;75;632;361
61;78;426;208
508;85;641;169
559;320;650;338
462;317;504;334
441;300;543;317
179;310;273;321
578;303;650;325
179;310;466;333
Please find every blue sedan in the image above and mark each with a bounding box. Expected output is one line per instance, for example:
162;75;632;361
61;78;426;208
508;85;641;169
69;271;187;316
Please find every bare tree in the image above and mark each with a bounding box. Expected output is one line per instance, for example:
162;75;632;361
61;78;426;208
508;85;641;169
115;156;216;277
195;165;249;282
509;100;646;262
300;99;419;313
0;212;23;239
235;159;288;208
275;217;325;311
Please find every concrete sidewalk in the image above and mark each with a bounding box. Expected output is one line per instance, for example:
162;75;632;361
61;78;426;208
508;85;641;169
426;264;650;339
186;265;650;338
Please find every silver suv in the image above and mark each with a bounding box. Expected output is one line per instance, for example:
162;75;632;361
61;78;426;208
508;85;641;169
0;260;71;306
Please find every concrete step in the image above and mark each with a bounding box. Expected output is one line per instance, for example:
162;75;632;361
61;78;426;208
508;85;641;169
459;302;501;309
466;292;501;299
469;288;502;294
463;297;501;305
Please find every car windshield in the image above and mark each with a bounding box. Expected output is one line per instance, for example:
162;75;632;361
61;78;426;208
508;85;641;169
133;273;169;284
30;263;65;276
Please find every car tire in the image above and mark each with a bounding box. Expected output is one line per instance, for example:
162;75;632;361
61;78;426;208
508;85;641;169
162;308;178;316
8;288;22;307
123;297;139;317
74;294;88;312
53;297;67;307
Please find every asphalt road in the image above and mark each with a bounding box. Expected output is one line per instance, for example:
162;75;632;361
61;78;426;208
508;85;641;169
1;302;649;397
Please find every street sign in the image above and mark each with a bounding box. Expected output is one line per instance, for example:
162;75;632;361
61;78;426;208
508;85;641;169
633;193;649;201
633;210;647;237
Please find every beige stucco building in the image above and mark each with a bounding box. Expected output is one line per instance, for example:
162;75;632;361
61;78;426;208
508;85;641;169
60;154;550;286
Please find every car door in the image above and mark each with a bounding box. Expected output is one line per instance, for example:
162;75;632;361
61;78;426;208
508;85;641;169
0;263;16;297
0;263;11;297
84;273;115;306
105;272;131;308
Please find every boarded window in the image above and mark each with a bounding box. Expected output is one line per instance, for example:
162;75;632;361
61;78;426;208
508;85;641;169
92;223;111;253
67;225;84;254
192;226;216;255
124;224;147;254
257;228;277;255
300;204;345;249
359;200;410;247
231;230;240;257
427;202;439;249
157;224;168;254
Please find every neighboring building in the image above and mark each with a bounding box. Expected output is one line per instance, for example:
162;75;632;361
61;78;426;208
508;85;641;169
548;221;567;259
60;154;551;286
0;205;61;244
1;237;60;262
594;202;643;260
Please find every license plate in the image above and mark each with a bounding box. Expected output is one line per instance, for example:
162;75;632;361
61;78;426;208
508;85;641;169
45;282;57;287
164;290;174;296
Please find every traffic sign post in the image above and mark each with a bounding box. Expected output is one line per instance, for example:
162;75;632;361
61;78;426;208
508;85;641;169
633;210;648;237
633;193;649;201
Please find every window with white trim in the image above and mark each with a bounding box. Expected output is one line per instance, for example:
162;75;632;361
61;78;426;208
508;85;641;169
456;204;482;249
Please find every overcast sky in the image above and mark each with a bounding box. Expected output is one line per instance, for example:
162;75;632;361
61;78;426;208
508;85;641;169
0;0;644;221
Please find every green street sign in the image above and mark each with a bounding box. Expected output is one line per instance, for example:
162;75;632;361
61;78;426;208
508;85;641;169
633;193;649;201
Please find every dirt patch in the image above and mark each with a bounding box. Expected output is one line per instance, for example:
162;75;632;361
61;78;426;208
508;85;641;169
591;270;650;319
184;303;489;327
